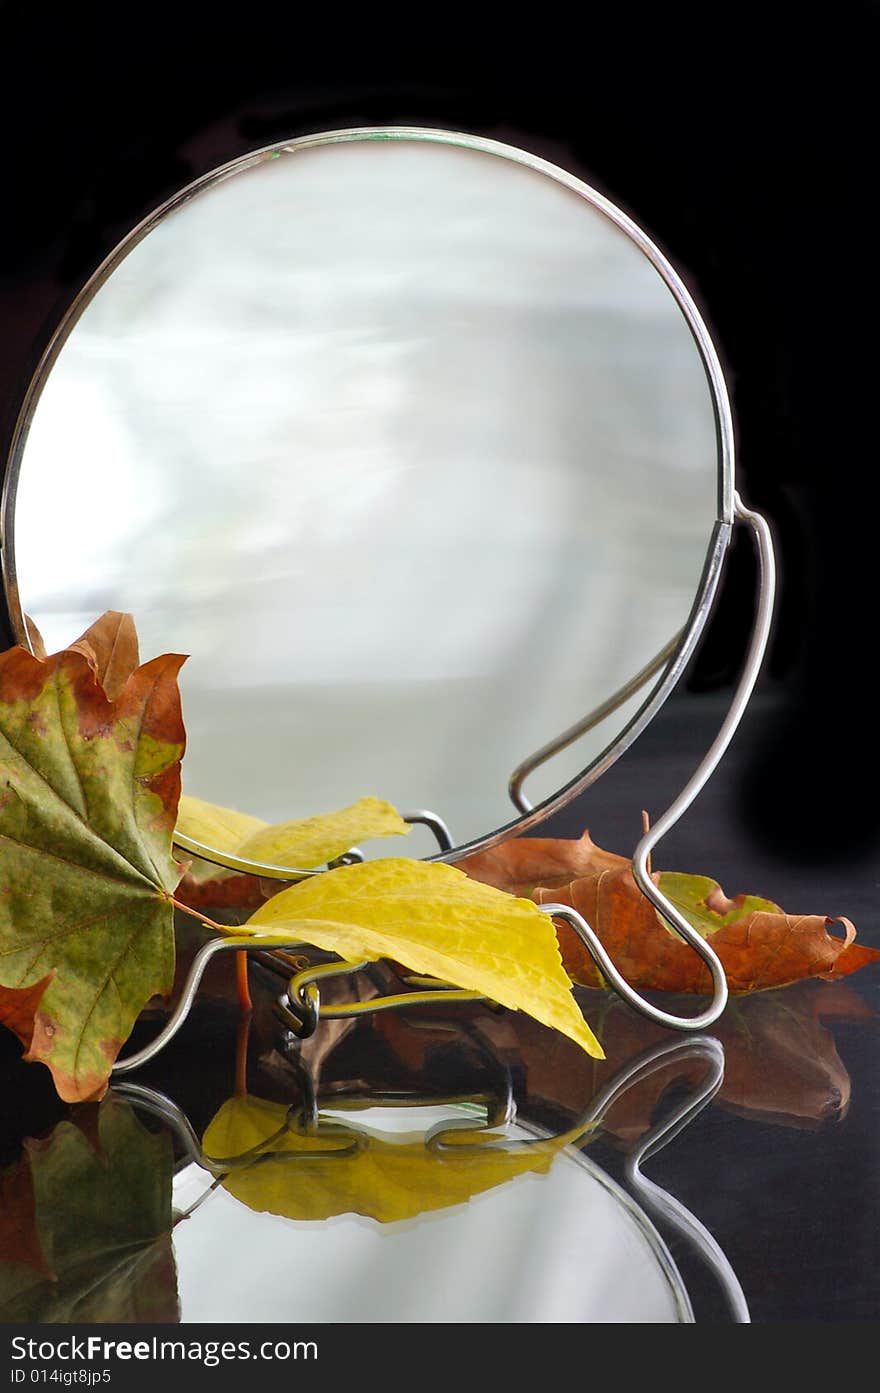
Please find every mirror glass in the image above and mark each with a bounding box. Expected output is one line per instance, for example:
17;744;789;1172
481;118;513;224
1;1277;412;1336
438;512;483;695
171;1105;690;1322
4;131;723;859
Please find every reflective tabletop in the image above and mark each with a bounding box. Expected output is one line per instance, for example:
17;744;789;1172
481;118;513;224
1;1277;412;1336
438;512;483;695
1;691;878;1325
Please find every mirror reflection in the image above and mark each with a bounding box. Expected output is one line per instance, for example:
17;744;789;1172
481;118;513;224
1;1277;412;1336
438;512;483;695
5;132;721;857
4;965;867;1326
174;1103;690;1323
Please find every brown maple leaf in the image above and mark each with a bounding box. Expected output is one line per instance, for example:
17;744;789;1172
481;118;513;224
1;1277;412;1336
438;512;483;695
175;870;276;912
458;831;880;994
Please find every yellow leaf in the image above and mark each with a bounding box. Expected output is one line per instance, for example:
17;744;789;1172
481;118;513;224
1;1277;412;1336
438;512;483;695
203;1094;587;1223
175;794;410;871
177;794;267;852
244;859;603;1057
238;798;409;867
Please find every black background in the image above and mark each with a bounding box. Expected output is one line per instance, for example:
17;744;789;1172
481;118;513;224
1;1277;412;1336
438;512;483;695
1;1;878;866
1;3;880;1332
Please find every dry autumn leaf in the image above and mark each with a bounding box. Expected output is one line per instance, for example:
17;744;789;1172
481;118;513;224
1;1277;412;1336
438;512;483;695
459;831;880;995
203;1093;585;1224
0;614;186;1101
68;610;140;701
242;858;603;1057
457;833;624;896
174;870;275;912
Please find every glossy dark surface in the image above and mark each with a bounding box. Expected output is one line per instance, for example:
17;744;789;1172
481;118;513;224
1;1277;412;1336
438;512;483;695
1;690;878;1323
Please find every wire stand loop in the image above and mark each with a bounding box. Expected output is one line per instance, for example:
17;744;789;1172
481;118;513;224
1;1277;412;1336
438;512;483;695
530;495;774;1032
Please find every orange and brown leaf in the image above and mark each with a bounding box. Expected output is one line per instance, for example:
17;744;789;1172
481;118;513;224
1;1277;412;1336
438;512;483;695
457;830;624;896
0;973;54;1049
544;870;877;994
175;869;280;912
458;832;880;995
0;616;187;1102
69;611;140;701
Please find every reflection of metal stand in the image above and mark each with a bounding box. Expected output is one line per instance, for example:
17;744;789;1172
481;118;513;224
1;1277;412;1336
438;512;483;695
620;1041;749;1324
159;492;773;1046
114;1033;746;1323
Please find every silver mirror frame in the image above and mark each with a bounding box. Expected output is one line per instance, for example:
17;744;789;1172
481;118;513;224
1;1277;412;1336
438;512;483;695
0;125;734;864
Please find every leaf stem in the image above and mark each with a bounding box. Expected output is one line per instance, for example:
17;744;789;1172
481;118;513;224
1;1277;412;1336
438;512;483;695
235;1014;251;1097
236;949;253;1013
168;894;230;936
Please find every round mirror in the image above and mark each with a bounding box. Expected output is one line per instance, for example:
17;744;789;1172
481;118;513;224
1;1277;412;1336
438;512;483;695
1;128;733;866
171;1105;693;1323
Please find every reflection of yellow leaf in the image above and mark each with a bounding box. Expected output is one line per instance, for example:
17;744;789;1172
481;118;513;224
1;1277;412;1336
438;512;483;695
244;859;602;1057
203;1095;586;1223
176;795;410;871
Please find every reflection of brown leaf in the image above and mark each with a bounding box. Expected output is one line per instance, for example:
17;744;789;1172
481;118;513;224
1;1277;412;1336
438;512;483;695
716;981;871;1129
459;832;880;994
374;1014;455;1074
498;982;872;1139
376;981;874;1141
0;1161;52;1278
479;1005;689;1145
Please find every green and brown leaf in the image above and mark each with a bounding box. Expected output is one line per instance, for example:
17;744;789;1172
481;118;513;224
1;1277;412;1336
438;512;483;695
0;614;186;1101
